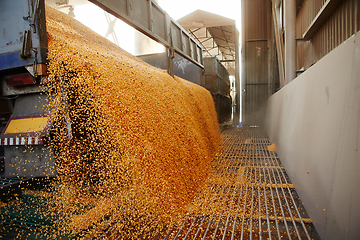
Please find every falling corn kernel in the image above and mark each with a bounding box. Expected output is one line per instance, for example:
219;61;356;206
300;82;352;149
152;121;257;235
267;143;276;152
42;5;220;237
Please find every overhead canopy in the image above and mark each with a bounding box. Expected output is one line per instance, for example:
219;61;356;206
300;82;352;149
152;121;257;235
177;10;238;76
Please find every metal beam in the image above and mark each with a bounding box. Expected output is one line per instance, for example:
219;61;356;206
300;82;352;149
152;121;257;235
245;83;269;85
88;0;203;72
220;59;235;63
285;0;296;84
272;2;285;88
267;0;273;97
235;24;241;125
302;0;344;40
245;39;268;42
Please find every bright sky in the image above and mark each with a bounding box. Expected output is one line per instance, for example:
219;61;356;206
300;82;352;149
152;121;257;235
72;0;241;55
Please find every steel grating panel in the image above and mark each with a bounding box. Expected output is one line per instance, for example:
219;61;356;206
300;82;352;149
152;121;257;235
95;127;320;239
0;177;31;189
163;127;319;240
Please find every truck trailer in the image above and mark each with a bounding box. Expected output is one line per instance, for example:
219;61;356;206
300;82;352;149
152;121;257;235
0;0;55;177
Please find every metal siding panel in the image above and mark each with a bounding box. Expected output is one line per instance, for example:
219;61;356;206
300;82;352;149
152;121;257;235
151;4;166;40
244;85;268;125
137;52;202;85
181;31;190;55
204;75;216;94
243;0;270;125
190;40;196;59
171;23;181;50
197;46;202;63
132;0;149;29
0;0;47;70
244;0;268;40
245;41;268;84
296;0;359;70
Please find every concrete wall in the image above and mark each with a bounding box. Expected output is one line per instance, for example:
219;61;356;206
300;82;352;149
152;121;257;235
266;31;360;240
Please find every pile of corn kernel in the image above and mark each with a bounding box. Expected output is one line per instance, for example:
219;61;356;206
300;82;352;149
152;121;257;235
44;6;220;237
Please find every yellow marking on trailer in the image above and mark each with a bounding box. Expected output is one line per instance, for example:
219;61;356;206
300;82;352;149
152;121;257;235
4;117;49;134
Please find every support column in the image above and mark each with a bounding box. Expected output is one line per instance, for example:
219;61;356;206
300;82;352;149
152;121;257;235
285;0;296;84
166;47;174;77
240;0;247;125
234;27;240;125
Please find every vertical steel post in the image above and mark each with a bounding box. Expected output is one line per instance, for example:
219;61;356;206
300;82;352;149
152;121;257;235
234;27;240;125
166;47;175;77
285;0;296;84
272;1;285;88
267;0;273;97
240;0;246;125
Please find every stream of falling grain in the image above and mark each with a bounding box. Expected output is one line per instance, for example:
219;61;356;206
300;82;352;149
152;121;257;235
43;6;220;238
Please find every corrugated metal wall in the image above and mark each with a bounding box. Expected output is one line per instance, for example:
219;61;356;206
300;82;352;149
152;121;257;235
242;0;272;125
296;0;360;70
242;0;359;125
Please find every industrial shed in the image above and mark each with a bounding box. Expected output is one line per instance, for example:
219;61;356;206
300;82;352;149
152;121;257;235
0;0;359;239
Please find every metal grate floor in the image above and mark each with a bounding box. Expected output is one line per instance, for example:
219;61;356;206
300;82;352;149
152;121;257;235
164;126;319;240
95;126;320;239
0;177;31;189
